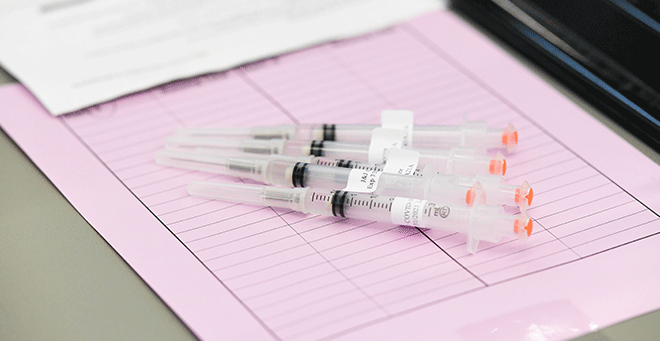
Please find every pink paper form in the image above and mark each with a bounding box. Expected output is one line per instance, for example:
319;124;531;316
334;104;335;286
2;10;660;341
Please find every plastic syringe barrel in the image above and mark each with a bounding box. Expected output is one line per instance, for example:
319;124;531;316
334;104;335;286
262;160;475;207
326;191;531;253
262;160;530;209
330;121;516;151
175;120;518;151
291;140;505;176
306;160;528;208
187;182;532;254
165;137;505;176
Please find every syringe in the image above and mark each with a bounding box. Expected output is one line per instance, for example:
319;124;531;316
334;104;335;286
155;149;533;210
164;137;507;176
175;120;518;152
187;182;533;254
157;148;385;172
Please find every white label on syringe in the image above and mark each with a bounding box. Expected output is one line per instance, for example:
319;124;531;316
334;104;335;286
343;168;382;193
368;128;404;164
391;197;428;227
381;110;413;147
383;148;420;175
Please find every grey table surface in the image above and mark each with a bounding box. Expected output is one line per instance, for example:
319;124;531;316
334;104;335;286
2;26;660;341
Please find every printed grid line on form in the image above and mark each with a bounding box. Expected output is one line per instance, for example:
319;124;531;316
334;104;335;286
59;15;660;341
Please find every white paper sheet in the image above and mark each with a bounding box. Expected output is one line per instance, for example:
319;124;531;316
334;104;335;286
0;0;442;115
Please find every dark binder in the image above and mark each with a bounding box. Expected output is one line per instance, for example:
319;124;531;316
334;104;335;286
450;0;660;153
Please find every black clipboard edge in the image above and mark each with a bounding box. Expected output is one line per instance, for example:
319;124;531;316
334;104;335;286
449;0;660;153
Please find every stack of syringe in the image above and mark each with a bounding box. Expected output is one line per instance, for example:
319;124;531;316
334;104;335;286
155;115;533;254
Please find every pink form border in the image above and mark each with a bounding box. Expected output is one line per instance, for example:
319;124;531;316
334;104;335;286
3;9;660;341
0;85;274;341
334;11;660;341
